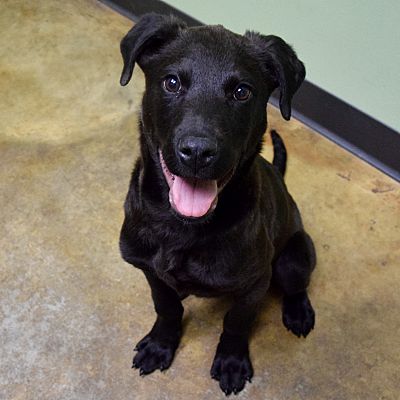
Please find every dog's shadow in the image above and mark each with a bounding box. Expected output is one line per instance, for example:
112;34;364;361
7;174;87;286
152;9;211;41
180;286;283;342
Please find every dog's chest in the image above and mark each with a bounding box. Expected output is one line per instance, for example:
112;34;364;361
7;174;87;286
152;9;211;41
152;244;239;297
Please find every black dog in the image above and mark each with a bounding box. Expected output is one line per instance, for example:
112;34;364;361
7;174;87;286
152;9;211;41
119;13;315;396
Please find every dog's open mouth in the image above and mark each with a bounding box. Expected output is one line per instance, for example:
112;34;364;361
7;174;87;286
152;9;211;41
159;151;233;219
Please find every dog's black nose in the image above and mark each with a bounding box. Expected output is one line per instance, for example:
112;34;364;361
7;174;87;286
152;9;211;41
177;136;217;171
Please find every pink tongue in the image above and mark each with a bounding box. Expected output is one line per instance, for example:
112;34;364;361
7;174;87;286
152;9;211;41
171;176;218;217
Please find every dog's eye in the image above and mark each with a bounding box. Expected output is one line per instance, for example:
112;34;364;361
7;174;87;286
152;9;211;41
233;85;252;101
163;75;181;93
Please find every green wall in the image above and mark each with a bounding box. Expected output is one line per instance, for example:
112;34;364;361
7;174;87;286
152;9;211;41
164;0;400;132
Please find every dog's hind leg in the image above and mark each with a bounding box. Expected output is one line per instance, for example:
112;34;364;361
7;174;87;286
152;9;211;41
273;230;316;337
132;270;184;375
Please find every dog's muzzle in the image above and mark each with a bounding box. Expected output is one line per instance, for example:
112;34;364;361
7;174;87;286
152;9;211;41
159;151;233;219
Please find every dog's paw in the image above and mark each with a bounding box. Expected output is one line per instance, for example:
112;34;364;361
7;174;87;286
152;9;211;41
210;341;253;395
282;292;315;338
132;333;178;375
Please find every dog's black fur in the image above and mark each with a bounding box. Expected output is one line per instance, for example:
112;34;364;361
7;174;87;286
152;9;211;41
119;14;315;395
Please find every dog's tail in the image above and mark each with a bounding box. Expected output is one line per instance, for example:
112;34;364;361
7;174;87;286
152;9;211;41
270;130;287;177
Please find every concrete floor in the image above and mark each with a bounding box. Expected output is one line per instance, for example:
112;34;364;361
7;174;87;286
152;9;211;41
1;1;399;399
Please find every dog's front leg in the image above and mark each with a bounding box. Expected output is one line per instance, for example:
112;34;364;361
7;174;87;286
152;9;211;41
132;270;184;375
211;276;269;395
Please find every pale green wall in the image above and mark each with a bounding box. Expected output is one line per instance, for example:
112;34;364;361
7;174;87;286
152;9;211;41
164;0;400;132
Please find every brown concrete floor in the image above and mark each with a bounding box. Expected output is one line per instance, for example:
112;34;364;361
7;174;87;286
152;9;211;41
1;1;399;399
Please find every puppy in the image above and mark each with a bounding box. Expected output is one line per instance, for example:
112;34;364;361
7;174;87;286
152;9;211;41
119;13;315;395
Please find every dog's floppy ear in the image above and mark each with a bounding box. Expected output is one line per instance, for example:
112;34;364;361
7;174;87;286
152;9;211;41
245;32;305;120
120;13;187;86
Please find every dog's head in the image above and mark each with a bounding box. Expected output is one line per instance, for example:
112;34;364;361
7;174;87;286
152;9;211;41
120;14;305;220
